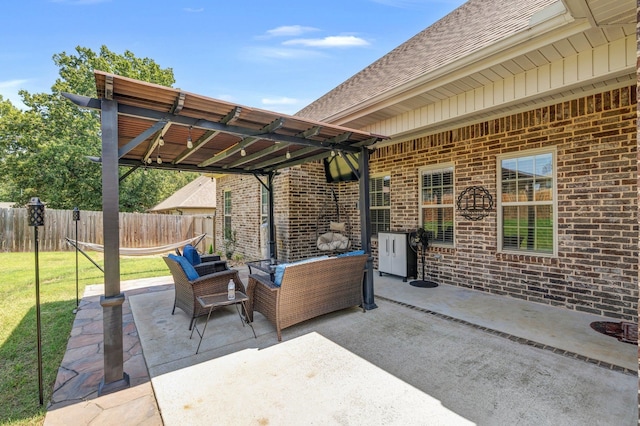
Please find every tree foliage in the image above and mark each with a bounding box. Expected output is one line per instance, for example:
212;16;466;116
0;46;197;211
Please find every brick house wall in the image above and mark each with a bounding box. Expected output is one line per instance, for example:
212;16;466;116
216;166;361;263
369;86;637;321
217;86;637;322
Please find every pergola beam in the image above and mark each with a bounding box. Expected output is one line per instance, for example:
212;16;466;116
198;118;285;167
62;93;363;154
250;146;318;170
174;130;220;164
225;143;289;168
142;122;171;164
118;120;167;159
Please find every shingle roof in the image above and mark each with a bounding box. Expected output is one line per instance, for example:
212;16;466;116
150;175;216;212
295;0;557;122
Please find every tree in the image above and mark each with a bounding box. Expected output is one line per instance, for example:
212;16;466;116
0;46;197;211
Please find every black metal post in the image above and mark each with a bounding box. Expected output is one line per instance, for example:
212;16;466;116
27;197;45;405
358;147;377;309
73;207;80;312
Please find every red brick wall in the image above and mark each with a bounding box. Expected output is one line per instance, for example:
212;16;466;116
216;165;360;263
370;86;637;321
217;86;637;322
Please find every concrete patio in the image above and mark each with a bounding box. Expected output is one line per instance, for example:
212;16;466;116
44;265;637;425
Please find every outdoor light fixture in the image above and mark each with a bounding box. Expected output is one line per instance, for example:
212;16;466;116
72;207;80;312
27;197;45;405
240;148;246;156
187;127;193;149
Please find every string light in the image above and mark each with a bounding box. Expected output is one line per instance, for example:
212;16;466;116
286;150;291;159
157;156;162;164
187;127;193;149
331;150;336;157
158;136;165;146
240;148;246;156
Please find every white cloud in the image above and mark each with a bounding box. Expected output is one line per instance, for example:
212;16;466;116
264;25;319;38
261;97;298;106
282;35;369;48
0;79;29;110
184;7;204;13
240;47;327;61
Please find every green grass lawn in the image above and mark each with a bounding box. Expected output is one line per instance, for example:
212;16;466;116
0;252;169;426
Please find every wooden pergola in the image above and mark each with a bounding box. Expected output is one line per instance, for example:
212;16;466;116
63;71;387;394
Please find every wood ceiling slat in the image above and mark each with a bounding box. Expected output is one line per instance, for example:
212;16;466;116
90;72;386;174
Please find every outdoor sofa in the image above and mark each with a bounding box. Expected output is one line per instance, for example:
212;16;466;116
246;253;368;341
164;255;244;330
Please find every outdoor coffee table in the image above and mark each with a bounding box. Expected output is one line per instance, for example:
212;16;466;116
246;259;280;281
191;291;256;354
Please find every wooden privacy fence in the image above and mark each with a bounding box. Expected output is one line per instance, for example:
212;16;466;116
0;208;215;253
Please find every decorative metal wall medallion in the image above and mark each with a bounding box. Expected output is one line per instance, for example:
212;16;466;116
456;186;493;220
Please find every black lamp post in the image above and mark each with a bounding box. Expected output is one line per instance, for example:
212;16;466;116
27;197;45;405
72;207;80;312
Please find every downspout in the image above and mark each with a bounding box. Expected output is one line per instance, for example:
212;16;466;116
267;172;277;260
359;146;376;309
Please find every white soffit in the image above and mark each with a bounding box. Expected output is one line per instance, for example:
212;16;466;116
334;0;634;134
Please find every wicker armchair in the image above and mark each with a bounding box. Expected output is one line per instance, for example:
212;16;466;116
246;254;368;341
164;256;245;330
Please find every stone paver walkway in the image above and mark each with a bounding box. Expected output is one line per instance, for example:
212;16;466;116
44;279;171;425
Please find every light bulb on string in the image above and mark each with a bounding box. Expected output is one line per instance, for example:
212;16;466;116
157;156;162;164
147;158;152;164
331;150;336;157
158;136;165;146
240;148;246;156
187;127;193;149
286;150;291;159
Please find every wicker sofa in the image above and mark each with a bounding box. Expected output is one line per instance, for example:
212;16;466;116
164;256;244;330
246;254;368;341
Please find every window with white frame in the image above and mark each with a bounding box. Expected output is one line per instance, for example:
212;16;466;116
420;165;454;246
223;190;232;239
498;149;555;255
370;175;390;236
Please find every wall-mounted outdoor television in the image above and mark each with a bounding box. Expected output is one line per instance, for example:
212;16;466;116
323;153;359;183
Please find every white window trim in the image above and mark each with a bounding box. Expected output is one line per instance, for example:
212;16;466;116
496;147;558;257
419;163;455;248
223;189;232;234
370;173;391;237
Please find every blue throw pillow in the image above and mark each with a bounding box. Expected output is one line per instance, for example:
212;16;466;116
337;250;365;257
168;254;199;281
183;244;202;266
273;256;329;286
273;263;288;286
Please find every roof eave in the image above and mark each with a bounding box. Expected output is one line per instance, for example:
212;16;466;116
324;6;587;127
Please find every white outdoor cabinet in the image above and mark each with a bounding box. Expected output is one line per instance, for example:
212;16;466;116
377;232;417;282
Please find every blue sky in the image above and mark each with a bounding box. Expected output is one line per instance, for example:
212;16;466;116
0;0;465;115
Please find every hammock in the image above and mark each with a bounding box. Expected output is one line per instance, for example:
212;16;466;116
65;234;206;256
